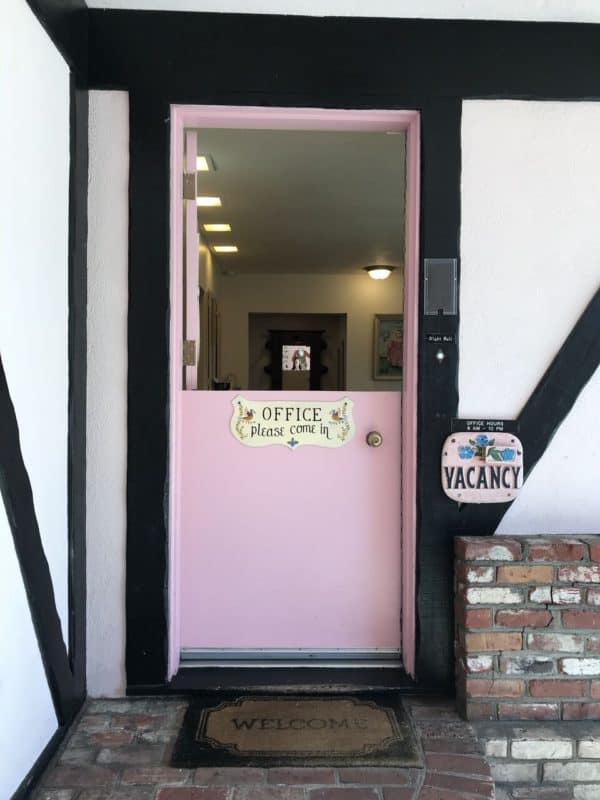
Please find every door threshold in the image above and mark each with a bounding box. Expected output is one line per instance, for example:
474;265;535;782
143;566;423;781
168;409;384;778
169;665;416;693
179;648;402;667
179;660;402;669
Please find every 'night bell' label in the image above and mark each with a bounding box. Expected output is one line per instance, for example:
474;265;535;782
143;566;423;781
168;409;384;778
441;431;524;503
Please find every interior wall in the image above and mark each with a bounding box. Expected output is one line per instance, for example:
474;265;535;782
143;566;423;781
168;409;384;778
219;271;404;390
197;240;219;388
86;90;130;696
0;0;70;793
459;100;600;534
199;239;219;295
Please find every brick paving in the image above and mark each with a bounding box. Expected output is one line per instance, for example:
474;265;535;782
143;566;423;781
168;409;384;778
33;696;495;799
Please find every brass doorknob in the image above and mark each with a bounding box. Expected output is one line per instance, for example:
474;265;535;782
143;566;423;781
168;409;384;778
366;431;383;447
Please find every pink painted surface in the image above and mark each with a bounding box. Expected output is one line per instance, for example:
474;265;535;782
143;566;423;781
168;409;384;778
401;113;420;676
179;391;402;649
168;110;184;676
169;105;420;675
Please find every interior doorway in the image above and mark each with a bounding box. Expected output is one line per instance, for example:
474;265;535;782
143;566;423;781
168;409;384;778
169;106;420;679
248;314;347;391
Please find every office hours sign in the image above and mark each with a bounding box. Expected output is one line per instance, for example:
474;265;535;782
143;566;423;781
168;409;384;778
230;396;355;449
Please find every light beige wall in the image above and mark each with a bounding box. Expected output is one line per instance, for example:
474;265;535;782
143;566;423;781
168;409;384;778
218;271;403;390
199;240;219;295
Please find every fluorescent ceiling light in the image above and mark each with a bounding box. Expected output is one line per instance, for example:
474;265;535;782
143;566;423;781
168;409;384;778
213;245;238;253
203;223;232;232
196;196;222;207
196;155;214;172
364;265;395;280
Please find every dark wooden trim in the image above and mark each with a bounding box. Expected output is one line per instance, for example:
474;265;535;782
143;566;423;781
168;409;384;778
25;0;88;85
88;12;600;99
125;95;170;689
416;99;462;687
84;10;600;691
67;79;89;699
0;356;79;725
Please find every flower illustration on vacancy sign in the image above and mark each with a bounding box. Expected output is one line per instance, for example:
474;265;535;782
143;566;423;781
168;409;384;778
458;434;516;463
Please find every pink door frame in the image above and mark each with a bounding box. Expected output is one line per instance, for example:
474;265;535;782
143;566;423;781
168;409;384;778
168;104;420;678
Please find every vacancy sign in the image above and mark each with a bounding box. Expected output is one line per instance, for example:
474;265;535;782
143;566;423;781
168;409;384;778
441;431;524;503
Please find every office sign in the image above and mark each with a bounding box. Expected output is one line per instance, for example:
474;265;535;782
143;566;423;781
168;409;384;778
231;396;355;449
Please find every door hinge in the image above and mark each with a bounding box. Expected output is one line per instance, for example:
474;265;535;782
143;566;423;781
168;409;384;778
182;172;196;200
183;339;196;366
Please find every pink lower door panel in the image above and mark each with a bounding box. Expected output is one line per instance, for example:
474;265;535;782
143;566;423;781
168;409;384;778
179;390;402;652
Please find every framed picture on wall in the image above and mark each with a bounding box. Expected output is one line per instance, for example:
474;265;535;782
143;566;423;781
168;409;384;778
373;314;403;381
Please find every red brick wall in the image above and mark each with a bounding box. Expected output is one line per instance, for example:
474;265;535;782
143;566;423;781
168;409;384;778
455;536;600;721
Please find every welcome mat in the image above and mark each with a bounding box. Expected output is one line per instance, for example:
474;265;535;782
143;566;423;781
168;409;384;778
170;692;421;767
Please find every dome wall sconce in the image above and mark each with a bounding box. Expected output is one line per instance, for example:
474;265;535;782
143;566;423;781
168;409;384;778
364;265;396;280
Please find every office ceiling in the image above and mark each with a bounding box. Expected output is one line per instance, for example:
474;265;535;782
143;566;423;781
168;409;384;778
192;128;406;275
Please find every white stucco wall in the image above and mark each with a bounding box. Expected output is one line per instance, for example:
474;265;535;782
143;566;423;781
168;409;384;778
0;506;57;799
498;364;600;534
85;0;600;23
0;0;70;793
86;91;130;696
460;100;600;534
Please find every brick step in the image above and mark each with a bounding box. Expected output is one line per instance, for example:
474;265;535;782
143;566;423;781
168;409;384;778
34;696;497;800
474;721;600;799
455;535;600;722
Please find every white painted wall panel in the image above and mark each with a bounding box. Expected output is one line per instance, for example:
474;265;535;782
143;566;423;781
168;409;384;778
0;506;58;799
0;0;69;791
497;364;600;534
460;101;600;419
86;91;130;696
0;0;70;643
460;100;600;533
85;0;600;23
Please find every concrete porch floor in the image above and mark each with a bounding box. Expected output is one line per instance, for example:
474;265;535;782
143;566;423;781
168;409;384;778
33;696;495;800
